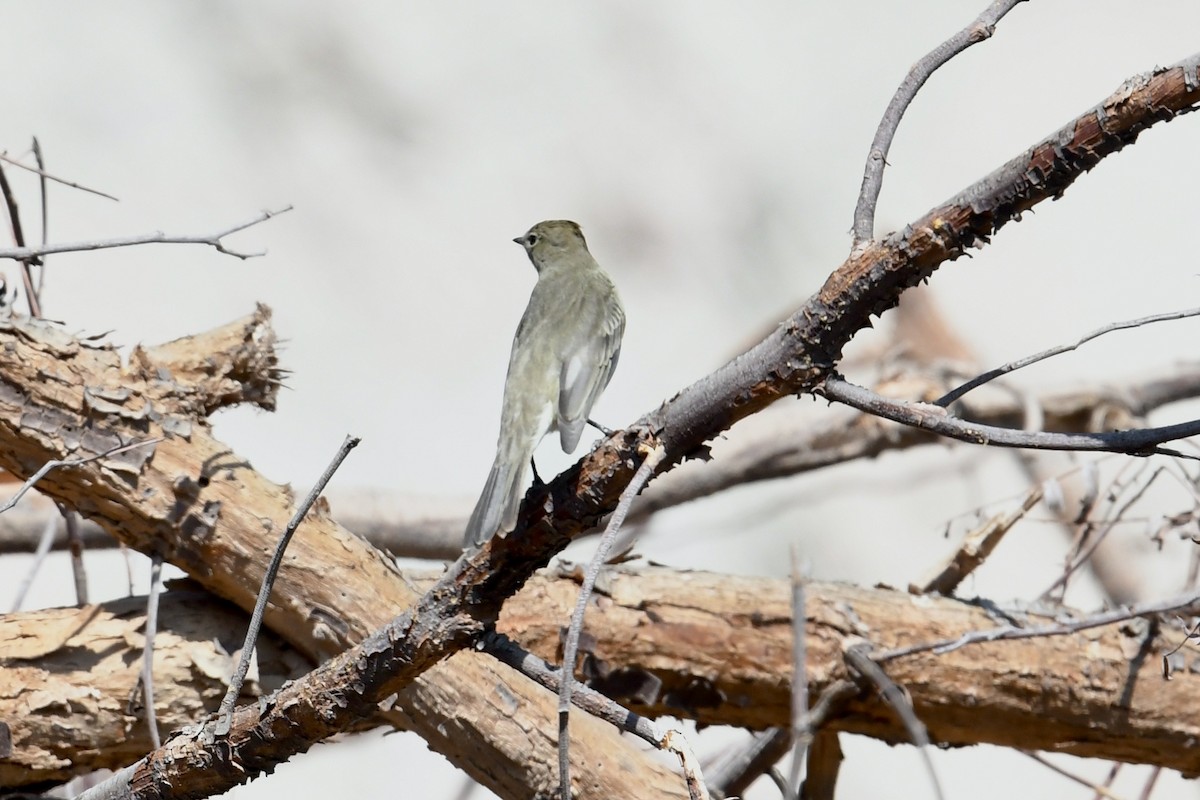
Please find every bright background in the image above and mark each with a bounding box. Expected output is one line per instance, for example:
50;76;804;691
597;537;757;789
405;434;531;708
3;3;1199;798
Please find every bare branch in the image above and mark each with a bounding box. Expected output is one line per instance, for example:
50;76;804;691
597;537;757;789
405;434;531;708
0;158;41;317
482;632;719;799
218;434;360;720
0;438;161;515
938;305;1200;407
0;149;119;201
8;515;56;611
821;376;1200;455
60;505;87;605
705;729;791;800
31;138;48;299
876;590;1200;662
0;312;684;799
787;550;809;797
141;556;164;750
912;484;1043;595
852;0;1026;246
1041;463;1167;602
480;631;661;747
0;205;293;261
660;729;712;800
11;566;1200;788
6;363;1197;568
558;445;666;800
1019;751;1124;800
801;730;844;800
642;52;1200;523
844;644;945;800
626;362;1200;525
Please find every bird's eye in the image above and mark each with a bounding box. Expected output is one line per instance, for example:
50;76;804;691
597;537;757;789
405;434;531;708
525;233;539;246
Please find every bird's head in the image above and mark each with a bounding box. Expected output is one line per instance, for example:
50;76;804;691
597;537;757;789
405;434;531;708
513;220;589;271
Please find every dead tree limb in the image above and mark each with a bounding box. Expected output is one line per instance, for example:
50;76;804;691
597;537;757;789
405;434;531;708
4;567;1200;787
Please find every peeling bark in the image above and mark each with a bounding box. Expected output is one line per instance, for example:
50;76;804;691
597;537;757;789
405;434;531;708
0;588;307;790
5;568;1198;788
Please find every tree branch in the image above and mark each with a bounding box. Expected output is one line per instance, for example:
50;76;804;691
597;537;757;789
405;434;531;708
0;206;292;261
852;0;1026;246
6;568;1199;787
820;375;1200;455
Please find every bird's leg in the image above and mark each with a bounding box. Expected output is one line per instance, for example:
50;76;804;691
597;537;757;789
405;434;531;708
587;418;615;437
530;457;544;488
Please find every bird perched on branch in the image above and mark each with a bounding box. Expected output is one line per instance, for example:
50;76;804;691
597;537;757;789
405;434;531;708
463;220;625;548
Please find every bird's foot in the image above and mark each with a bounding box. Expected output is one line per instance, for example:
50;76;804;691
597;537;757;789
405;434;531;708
587;418;615;437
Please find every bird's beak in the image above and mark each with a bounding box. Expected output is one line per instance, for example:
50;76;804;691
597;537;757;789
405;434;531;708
512;237;524;246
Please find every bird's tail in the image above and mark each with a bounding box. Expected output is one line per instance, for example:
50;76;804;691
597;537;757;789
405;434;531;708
463;449;530;548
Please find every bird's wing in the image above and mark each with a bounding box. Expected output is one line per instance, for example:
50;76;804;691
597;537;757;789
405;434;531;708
557;297;625;452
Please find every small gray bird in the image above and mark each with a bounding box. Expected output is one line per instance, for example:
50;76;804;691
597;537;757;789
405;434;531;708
463;220;625;548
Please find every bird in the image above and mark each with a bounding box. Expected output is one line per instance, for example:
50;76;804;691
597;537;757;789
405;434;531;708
463;220;625;548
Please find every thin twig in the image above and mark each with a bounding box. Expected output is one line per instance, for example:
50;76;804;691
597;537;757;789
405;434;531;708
705;729;792;800
807;680;859;729
1040;464;1164;602
1091;763;1123;800
0;438;162;515
217;435;360;720
844;644;945;800
625;363;1200;528
718;679;857;800
31;138;48;299
142;555;164;749
913;484;1043;595
9;515;57;611
0;150;118;201
0;205;293;262
480;631;661;748
787;549;809;798
1020;750;1124;800
558;445;666;800
877;590;1200;662
822;376;1200;457
938;306;1200;407
661;729;712;800
1138;766;1161;800
851;0;1026;246
120;543;136;598
0;158;41;317
1161;619;1200;678
60;504;88;606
